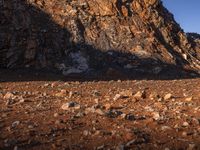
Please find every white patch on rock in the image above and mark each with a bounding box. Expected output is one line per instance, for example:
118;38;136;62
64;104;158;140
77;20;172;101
62;51;89;76
124;64;134;69
152;66;162;74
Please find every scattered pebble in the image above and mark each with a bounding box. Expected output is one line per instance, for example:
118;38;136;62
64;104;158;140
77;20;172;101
95;109;105;116
133;91;146;100
113;94;121;101
187;144;196;150
164;93;173;100
161;126;172;131
53;113;59;117
126;139;136;147
11;121;20;128
152;112;161;121
185;97;193;102
106;110;123;118
55;90;67;97
83;130;90;136
4;92;15;100
124;114;135;121
182;122;189;127
61;101;80;110
182;131;188;137
104;103;112;110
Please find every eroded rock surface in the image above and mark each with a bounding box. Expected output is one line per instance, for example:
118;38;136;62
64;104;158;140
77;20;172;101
0;0;200;75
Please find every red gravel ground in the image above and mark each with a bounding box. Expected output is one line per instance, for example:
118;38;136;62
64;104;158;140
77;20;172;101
0;70;200;150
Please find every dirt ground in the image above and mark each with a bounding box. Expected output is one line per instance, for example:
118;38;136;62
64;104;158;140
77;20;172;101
0;69;200;150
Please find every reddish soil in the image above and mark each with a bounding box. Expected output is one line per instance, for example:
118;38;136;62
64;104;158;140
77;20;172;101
0;70;200;150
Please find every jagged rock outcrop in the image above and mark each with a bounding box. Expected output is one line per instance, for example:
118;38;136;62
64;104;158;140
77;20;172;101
0;0;200;75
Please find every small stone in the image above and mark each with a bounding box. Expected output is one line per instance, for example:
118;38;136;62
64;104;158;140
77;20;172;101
83;130;90;136
68;91;73;98
14;146;18;150
51;82;57;88
18;96;25;103
95;109;105;116
104;103;112;110
11;121;20;128
126;139;136;147
55;90;67;97
164;93;173;100
117;80;122;82
44;83;50;87
133;91;146;100
61;102;80;110
2;113;8;118
144;106;154;112
124;114;135;121
85;107;95;114
53;113;59;117
4;92;15;99
152;112;160;121
113;94;121;101
42;92;47;96
94;130;101;135
182;122;189;127
185;97;193;102
187;144;196;150
161;126;172;131
75;112;84;118
149;93;160;100
0;93;3;98
93;90;101;96
120;90;133;98
124;132;134;141
174;124;179;129
96;145;105;150
28;125;34;129
55;120;62;125
94;98;99;104
182;131;188;137
106;110;123;118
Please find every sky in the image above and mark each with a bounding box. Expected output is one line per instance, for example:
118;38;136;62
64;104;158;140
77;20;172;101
162;0;200;33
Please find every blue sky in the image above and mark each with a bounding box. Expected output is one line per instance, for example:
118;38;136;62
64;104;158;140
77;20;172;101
162;0;200;33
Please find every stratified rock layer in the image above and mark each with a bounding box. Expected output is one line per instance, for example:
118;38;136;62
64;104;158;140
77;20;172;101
0;0;200;74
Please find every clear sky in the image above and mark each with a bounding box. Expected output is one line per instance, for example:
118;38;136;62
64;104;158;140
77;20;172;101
162;0;200;33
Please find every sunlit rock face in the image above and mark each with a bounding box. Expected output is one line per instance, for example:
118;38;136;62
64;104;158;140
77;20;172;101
0;0;200;73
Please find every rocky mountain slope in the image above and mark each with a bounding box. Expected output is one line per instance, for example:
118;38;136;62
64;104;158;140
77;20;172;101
0;0;200;76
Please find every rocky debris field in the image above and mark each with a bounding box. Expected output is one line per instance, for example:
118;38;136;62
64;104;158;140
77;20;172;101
0;70;200;150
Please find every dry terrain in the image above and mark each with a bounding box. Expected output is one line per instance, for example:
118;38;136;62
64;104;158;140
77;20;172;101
0;70;200;150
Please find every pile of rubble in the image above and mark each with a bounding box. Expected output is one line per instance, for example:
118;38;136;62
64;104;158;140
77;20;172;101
0;0;200;76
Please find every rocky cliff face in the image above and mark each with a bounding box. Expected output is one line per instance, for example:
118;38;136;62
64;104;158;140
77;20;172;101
0;0;200;75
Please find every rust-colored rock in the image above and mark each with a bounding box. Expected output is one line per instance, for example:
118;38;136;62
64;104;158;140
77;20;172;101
0;0;200;75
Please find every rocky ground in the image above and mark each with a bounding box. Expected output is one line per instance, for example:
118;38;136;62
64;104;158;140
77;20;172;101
0;70;200;150
1;1;200;149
